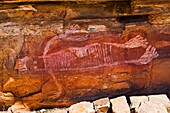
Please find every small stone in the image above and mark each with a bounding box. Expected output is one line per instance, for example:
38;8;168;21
130;96;148;109
148;94;170;108
87;25;107;32
93;97;110;113
31;111;37;113
110;96;130;113
40;108;46;112
0;111;8;113
136;101;168;113
7;101;29;113
0;92;15;108
130;95;170;113
69;101;95;113
43;108;68;113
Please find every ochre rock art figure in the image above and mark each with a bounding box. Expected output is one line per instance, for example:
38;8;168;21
18;24;159;73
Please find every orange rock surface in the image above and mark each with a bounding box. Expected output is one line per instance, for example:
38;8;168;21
0;0;169;111
1;26;167;110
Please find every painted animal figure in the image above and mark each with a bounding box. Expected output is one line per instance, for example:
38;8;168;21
18;25;159;73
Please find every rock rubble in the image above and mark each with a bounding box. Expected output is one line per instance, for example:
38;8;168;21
1;94;169;113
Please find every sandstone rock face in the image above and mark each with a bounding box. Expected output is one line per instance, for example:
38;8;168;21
110;96;130;113
130;96;148;109
148;95;170;108
0;92;15;110
130;94;170;113
69;101;95;113
7;101;29;113
93;97;110;113
0;0;170;111
43;108;68;113
136;101;168;113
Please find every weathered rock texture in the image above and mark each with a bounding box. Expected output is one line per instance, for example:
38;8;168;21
130;94;170;113
5;94;170;113
93;97;110;113
0;0;170;111
111;96;130;113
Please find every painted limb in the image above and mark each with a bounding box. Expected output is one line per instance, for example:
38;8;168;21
138;45;159;64
123;35;148;48
125;45;159;65
47;69;63;99
59;24;88;39
43;36;58;56
104;35;148;49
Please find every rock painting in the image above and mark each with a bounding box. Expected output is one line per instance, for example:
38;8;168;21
18;24;159;73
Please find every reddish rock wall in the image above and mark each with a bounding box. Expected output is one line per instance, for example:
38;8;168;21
0;0;170;111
